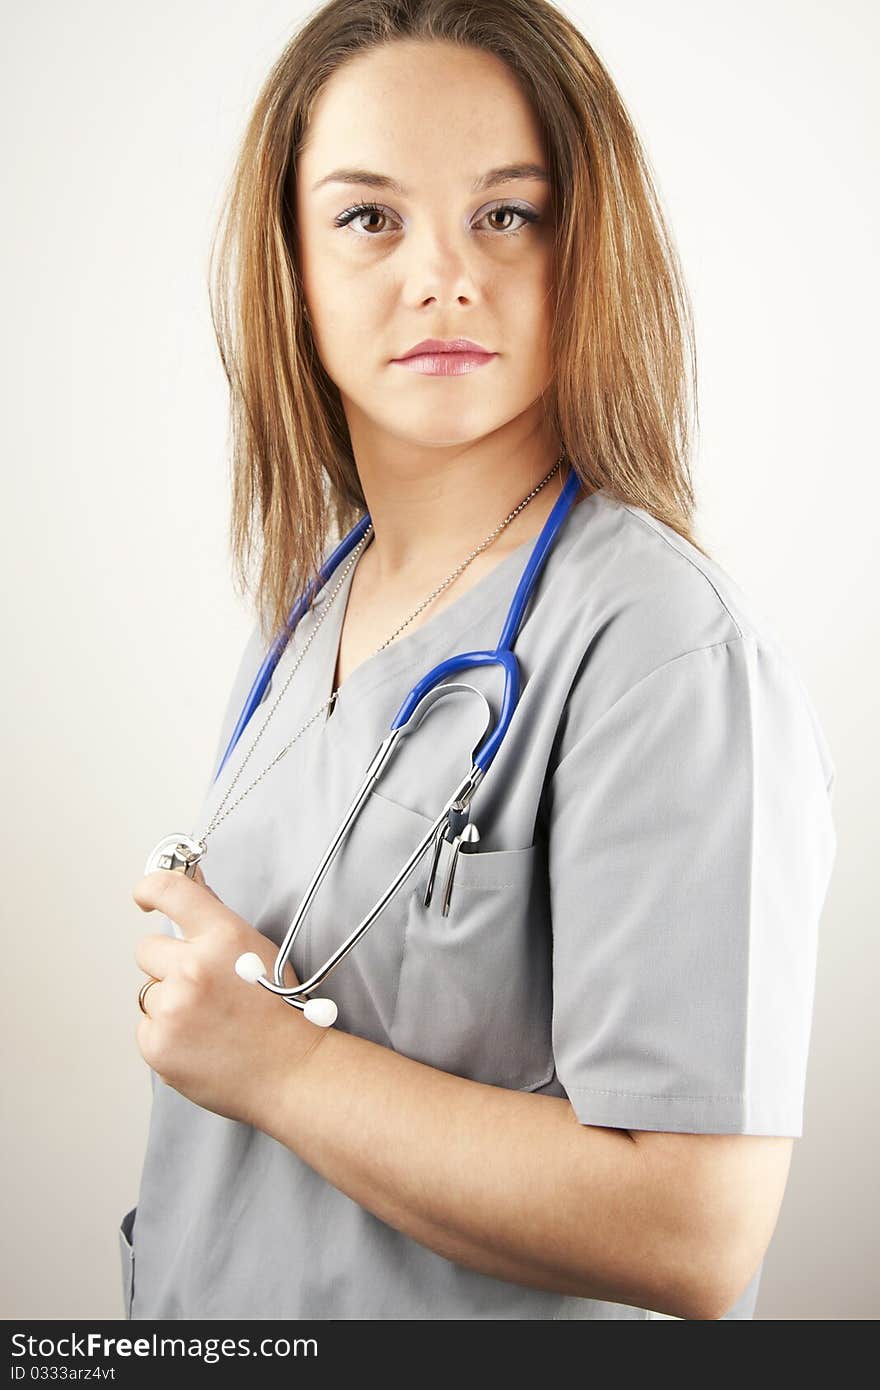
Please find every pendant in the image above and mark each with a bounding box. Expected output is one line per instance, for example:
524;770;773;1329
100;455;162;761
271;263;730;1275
144;833;206;878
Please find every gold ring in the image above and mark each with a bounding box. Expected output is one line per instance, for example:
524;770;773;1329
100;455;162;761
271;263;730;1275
138;978;160;1014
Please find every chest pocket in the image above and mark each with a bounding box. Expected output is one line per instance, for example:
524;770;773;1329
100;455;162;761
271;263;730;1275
375;790;557;1093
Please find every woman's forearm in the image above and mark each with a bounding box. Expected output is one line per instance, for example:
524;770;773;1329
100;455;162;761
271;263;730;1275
253;1022;711;1318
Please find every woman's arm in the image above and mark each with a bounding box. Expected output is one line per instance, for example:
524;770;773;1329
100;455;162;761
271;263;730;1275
252;1023;762;1319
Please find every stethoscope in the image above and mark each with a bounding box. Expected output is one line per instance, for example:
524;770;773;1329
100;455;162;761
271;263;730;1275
227;465;584;1027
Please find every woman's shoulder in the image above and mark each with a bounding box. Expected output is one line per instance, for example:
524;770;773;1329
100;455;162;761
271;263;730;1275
558;485;794;659
543;487;836;793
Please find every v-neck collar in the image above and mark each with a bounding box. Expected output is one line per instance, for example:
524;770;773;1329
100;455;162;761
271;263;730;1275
206;486;593;819
313;527;545;730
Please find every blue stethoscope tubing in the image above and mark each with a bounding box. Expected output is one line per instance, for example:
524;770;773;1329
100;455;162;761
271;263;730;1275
215;462;582;786
226;462;583;1024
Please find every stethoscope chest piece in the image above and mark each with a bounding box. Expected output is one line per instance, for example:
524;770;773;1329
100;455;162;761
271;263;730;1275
144;833;207;878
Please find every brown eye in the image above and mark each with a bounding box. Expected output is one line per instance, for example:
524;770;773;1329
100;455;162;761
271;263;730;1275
488;209;511;230
333;199;540;240
334;201;395;235
475;202;540;236
487;208;518;231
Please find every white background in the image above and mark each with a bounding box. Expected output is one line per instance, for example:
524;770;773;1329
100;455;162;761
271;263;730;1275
2;0;876;1318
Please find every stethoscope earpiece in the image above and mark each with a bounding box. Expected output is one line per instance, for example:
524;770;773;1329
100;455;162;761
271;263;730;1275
302;998;338;1028
234;952;339;1028
235;952;268;983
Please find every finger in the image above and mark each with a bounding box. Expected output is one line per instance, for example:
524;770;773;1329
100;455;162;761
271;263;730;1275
134;932;187;979
137;979;162;1021
131;869;239;940
191;863;222;900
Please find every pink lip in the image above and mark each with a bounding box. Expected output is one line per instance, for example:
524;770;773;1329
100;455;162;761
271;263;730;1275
395;337;491;359
392;351;497;376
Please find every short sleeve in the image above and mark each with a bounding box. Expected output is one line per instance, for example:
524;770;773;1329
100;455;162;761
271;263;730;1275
546;634;837;1136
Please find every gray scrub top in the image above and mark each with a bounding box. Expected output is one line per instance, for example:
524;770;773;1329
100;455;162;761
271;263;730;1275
119;487;837;1320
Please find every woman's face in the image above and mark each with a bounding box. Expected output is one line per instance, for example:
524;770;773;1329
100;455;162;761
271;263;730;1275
295;40;556;456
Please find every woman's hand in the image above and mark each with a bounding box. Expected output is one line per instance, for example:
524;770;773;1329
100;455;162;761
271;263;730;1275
131;864;321;1128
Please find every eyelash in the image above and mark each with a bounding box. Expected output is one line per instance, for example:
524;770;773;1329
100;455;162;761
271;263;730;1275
332;199;540;239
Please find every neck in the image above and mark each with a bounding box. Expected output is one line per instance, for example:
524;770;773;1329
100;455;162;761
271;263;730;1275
346;422;567;586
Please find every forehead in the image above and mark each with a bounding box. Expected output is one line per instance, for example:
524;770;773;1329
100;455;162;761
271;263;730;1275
298;41;546;189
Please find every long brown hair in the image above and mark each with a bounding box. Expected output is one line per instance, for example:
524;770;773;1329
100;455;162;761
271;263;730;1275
209;0;708;647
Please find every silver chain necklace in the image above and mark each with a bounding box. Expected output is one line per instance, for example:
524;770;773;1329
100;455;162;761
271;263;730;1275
145;452;565;877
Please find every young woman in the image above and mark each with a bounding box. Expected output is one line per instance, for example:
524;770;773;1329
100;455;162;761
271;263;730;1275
122;0;837;1321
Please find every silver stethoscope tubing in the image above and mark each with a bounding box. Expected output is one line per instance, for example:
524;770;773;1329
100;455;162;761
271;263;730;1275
229;466;583;1026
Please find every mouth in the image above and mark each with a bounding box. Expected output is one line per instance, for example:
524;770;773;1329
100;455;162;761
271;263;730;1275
390;349;498;377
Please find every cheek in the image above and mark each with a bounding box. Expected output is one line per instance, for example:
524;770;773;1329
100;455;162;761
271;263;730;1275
501;242;552;316
505;266;553;382
301;256;376;379
305;285;343;367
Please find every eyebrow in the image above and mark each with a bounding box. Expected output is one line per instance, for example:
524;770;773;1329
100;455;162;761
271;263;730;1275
310;162;550;196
